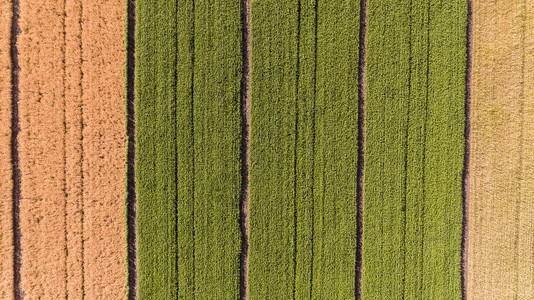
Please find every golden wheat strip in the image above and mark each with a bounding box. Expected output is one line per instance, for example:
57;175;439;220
516;2;534;299
18;0;68;297
80;0;127;297
18;0;127;297
0;1;13;299
468;0;534;298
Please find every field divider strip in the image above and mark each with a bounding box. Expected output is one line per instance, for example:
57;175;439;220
355;0;367;298
61;0;68;295
309;0;318;297
79;0;86;296
461;1;472;298
239;0;251;298
126;0;137;298
10;0;21;298
190;1;195;295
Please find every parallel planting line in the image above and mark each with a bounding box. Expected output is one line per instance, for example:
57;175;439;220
65;0;84;296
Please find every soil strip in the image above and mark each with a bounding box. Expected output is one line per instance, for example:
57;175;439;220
126;0;137;298
239;0;251;298
461;1;473;299
355;0;367;299
10;0;21;298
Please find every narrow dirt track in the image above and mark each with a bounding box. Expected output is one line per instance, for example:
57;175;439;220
0;1;13;299
468;1;534;299
18;0;127;298
239;0;251;298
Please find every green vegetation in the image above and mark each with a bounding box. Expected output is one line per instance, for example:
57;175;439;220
136;0;242;298
362;0;467;299
249;0;359;298
135;0;467;298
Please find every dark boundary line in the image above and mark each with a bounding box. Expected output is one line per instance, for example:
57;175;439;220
126;0;137;299
308;1;318;297
10;0;21;298
79;0;86;295
61;0;68;296
239;0;251;298
355;0;367;299
461;1;473;299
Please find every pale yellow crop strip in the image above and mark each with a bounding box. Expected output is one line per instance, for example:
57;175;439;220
468;0;534;298
516;2;534;299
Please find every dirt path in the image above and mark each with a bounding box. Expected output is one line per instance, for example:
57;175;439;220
0;1;13;299
18;0;127;298
468;1;534;298
239;0;251;298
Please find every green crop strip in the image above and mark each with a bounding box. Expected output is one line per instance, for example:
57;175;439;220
249;0;360;298
135;0;242;298
362;0;467;299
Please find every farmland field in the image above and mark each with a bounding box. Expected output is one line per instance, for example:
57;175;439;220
14;0;127;298
467;1;534;298
249;0;359;298
1;0;534;299
362;0;467;299
136;0;242;298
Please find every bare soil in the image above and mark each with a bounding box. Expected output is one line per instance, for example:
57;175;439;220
239;0;251;299
0;1;13;299
468;1;534;299
18;0;127;298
